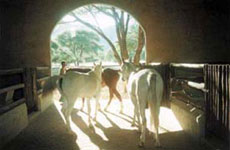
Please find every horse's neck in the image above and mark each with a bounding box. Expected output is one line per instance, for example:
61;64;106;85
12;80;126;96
130;65;139;74
90;70;101;81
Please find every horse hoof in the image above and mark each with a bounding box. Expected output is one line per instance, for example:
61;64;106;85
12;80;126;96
138;142;144;148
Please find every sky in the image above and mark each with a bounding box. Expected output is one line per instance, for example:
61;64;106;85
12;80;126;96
62;12;115;28
51;7;136;40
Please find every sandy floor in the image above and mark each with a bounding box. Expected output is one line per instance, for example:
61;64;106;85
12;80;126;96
3;88;211;150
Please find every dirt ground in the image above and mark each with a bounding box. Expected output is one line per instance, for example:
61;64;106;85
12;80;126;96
2;88;212;150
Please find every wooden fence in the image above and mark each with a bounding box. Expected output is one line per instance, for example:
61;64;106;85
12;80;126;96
170;64;205;110
0;67;50;114
204;65;230;141
0;68;25;114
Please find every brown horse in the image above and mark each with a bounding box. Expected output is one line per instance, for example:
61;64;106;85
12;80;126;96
67;67;123;113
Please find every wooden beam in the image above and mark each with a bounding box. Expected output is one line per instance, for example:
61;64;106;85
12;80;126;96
0;68;23;75
0;98;25;115
171;66;203;80
36;76;50;82
0;84;24;95
36;67;50;71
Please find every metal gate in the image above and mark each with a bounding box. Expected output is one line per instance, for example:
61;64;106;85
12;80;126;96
204;64;230;141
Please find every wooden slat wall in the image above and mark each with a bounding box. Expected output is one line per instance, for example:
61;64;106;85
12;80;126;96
204;65;230;141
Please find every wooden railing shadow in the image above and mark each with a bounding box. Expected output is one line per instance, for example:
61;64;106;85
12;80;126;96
71;108;204;150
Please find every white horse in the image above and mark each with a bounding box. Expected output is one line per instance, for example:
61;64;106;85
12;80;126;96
120;61;164;147
57;63;102;129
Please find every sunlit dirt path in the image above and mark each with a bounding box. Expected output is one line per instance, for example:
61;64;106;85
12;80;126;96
3;91;209;150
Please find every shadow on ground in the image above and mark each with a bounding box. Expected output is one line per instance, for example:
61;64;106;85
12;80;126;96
3;103;211;150
3;105;79;150
71;108;208;150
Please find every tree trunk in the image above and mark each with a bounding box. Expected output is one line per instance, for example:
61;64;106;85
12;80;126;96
133;26;145;65
70;12;122;64
112;9;129;61
120;35;129;60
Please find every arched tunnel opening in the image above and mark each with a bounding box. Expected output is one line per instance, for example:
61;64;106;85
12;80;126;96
50;4;146;74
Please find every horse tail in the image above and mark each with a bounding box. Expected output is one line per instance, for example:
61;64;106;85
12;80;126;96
148;73;163;145
148;73;157;131
42;75;61;95
148;73;163;129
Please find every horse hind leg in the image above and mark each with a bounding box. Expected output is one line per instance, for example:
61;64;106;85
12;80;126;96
130;94;136;127
86;98;93;128
139;106;147;147
104;88;114;111
61;96;75;132
61;97;68;121
94;93;101;122
153;108;160;147
149;101;161;147
81;98;85;111
131;95;141;131
113;88;123;113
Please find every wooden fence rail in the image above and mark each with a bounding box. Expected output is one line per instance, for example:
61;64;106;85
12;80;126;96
0;67;50;114
0;68;25;114
170;64;205;110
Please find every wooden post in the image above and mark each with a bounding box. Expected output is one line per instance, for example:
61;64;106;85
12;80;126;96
31;68;38;111
23;68;37;113
161;63;171;107
204;65;208;136
165;63;171;106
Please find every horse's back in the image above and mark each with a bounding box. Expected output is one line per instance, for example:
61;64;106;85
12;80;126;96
61;70;101;98
138;69;164;102
102;68;120;87
129;69;163;95
67;68;91;73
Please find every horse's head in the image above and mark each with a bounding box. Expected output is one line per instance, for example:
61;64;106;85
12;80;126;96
93;62;103;79
120;59;137;81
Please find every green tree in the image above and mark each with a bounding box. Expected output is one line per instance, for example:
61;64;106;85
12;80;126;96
51;30;103;65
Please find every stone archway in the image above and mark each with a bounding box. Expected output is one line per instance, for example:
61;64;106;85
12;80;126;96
1;0;228;69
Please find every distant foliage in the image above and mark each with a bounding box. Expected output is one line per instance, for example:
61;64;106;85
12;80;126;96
51;30;103;66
